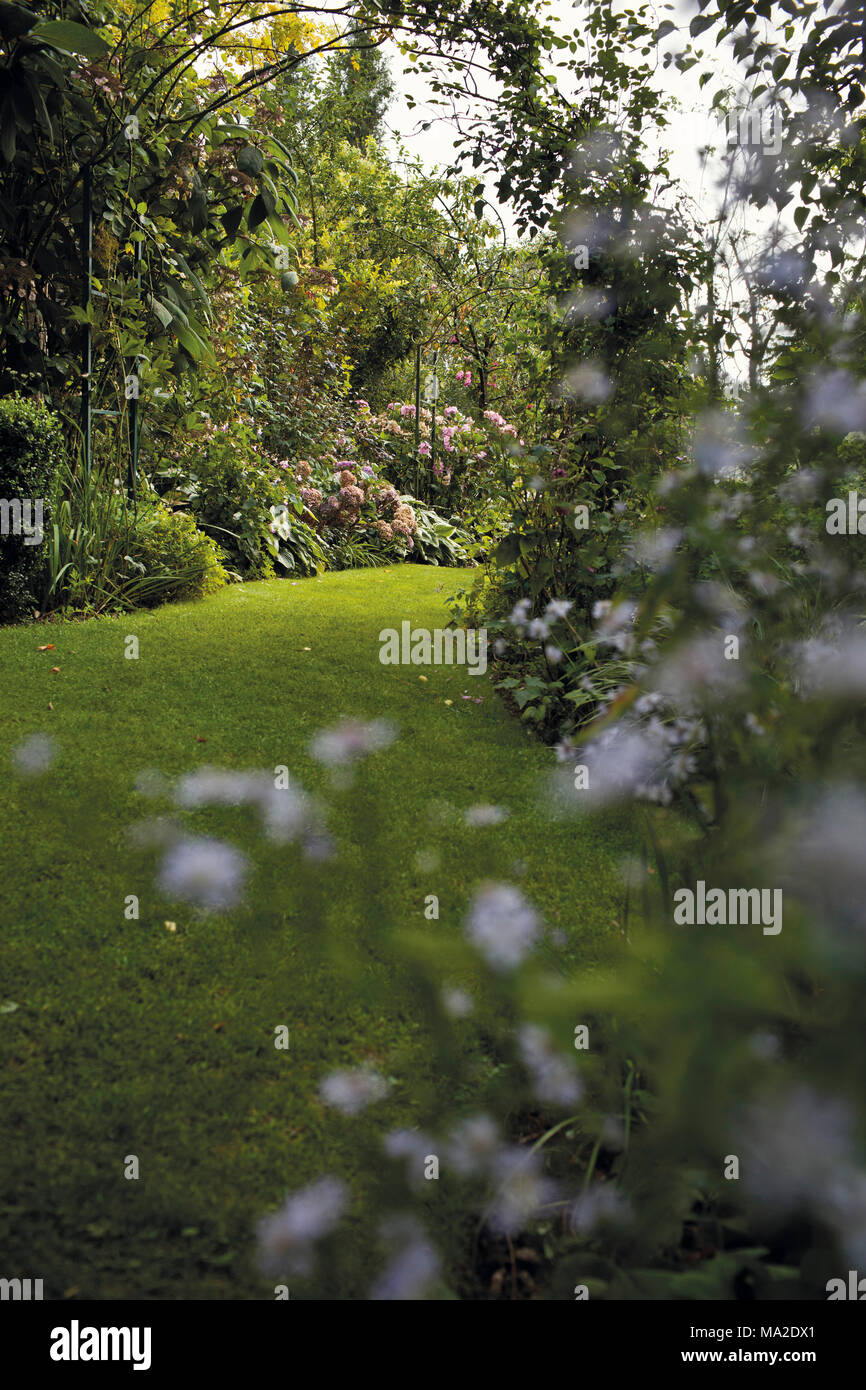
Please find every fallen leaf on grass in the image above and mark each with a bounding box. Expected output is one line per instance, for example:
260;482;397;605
195;736;207;743
50;666;60;673
37;644;54;651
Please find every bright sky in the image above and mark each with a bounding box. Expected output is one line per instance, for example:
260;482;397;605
384;0;765;232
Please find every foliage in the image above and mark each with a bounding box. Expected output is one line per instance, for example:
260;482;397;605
0;395;60;620
45;459;226;615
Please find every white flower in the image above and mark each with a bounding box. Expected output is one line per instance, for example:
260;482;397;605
309;719;396;767
383;1129;436;1189
319;1066;389;1115
258;782;317;843
488;1148;557;1235
802;368;866;433
447;1114;502;1177
628;527;682;572
509;598;531;630
544;599;573;622
561;361;612;404
174;767;262;808
173;765;320;844
554;736;578;763
441;986;474;1019
791;623;866;699
781;784;866;944
518;1024;583;1107
370;1218;440;1300
256;1177;347;1275
736;1086;856;1216
465;883;542;970
653;634;743;709
526;618;550;640
545;645;563;664
569;1186;630;1235
11;733;56;776
693;410;755;479
157;836;249;911
464;804;509;827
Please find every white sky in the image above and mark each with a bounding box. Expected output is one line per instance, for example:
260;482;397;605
384;0;766;233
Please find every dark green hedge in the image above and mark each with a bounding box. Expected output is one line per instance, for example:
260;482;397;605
0;397;62;622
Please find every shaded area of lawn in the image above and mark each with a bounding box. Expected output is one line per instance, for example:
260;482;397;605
0;566;633;1298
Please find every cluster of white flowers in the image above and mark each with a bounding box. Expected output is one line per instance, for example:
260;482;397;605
518;1024;583;1107
735;1085;866;1265
508;597;574;644
309;718;396;767
319;1066;389;1115
256;1177;347;1276
789;622;866;700
488;1148;558;1237
156;836;249;912
370;1216;441;1300
464;882;542;970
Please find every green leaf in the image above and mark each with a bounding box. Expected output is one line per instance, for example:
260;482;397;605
494;533;521;566
237;145;263;176
0;2;36;39
32;19;110;57
221;205;243;241
0;111;16;163
148;296;173;330
247;194;269;230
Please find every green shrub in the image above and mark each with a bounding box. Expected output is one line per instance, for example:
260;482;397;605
130;504;228;604
0;397;62;622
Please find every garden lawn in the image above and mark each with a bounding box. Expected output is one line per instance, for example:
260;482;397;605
0;565;633;1299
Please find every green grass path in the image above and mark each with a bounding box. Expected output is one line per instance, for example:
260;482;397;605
0;566;631;1298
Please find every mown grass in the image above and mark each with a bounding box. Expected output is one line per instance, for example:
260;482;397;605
0;565;634;1299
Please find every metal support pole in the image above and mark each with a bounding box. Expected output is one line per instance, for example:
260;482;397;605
128;236;142;496
81;163;93;476
429;349;438;503
413;342;421;497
